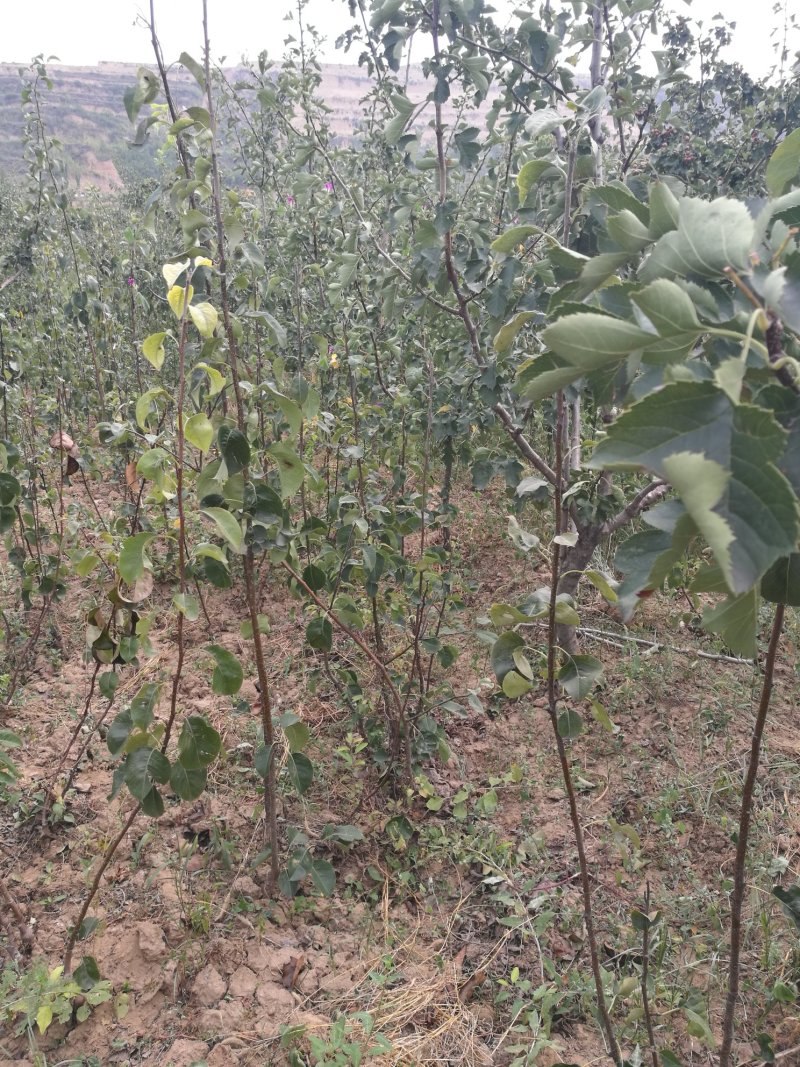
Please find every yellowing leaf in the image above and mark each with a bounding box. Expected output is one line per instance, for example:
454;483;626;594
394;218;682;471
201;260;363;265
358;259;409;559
194;256;213;268
194;361;226;396
185;412;214;453
167;284;194;319
36;1004;53;1034
189;301;219;338
142;332;167;370
162;259;190;288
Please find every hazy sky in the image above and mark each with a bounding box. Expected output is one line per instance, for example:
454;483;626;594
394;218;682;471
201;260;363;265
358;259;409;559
1;0;792;78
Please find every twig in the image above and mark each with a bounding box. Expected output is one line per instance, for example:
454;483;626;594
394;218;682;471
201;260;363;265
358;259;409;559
719;603;785;1066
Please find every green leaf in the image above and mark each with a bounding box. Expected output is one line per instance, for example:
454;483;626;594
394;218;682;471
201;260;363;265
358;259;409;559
123;66;158;123
553;598;580;626
170;761;207;800
592;384;799;594
263;384;303;434
525;107;562;139
491;631;526;684
167;284;194;318
142;332;167;370
141;786;164;817
648;181;680;239
173;593;199;620
517;158;563;202
684;1008;716;1049
135;388;168;431
240;614;270;638
185;413;213;453
489;602;529;628
118;532;155;585
269;443;305;499
494;311;536;353
125;747;171;800
762;554;800;606
590;698;619;734
201;507;245;554
194;542;229;565
558;655;603;699
491;225;544;255
194;361;226;396
767;129;800;197
702;588;759;658
557;709;584;739
607;209;651;253
585;570;618;603
287;752;314;794
773;883;800;931
179;51;206;89
642;197;754;281
218;425;250;475
630;279;701;337
306;616;333;652
310;858;335;896
162;260;190;289
178;715;221;767
542;313;656;366
255;743;274;779
36;1004;53;1035
207;645;244;695
279;711;310;753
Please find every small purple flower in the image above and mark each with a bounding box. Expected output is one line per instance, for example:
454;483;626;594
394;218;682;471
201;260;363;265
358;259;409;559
286;195;295;207
126;276;136;287
324;181;333;192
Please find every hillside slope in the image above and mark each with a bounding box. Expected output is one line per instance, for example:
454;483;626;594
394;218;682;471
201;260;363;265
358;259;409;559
0;60;489;189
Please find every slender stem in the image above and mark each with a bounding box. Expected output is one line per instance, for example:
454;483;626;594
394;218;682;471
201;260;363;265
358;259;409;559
202;0;279;885
641;884;659;1067
546;392;622;1066
719;603;785;1066
64;803;141;972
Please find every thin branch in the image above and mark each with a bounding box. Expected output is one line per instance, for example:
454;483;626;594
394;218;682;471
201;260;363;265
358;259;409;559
601;480;668;535
719;603;785;1066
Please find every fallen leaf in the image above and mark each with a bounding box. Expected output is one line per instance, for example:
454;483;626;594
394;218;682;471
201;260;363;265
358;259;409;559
458;968;486;1004
281;953;306;990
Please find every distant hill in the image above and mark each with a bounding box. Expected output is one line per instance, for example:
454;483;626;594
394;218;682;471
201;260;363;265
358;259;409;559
0;60;493;191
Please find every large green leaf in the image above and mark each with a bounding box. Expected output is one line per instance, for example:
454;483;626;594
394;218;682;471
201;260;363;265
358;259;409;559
648;181;680;239
178;715;221;768
630;279;701;337
702;588;759;658
542;314;656;366
761;553;800;606
218;426;250;475
118;532;155;585
592;383;798;593
558;655;603;699
766;129;800;197
641;197;754;281
170;762;207;801
207;645;244;695
125;747;171;801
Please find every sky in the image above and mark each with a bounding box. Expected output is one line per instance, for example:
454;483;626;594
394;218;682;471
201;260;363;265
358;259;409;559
0;0;793;79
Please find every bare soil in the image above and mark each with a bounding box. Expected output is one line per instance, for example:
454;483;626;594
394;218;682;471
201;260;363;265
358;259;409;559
2;480;800;1066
